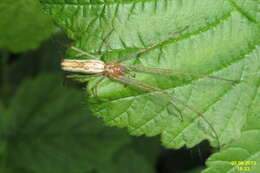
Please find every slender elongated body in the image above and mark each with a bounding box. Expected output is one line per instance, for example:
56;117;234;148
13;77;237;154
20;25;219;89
61;59;126;78
61;59;105;74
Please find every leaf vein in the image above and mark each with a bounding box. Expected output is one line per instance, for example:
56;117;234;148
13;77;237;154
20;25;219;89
228;0;257;24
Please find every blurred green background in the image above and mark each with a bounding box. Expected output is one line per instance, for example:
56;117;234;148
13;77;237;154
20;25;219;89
0;1;215;173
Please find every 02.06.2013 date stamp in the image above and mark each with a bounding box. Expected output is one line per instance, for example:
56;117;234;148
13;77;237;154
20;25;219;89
230;161;257;171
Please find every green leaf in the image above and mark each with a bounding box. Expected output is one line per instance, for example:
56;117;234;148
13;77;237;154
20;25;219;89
40;0;260;149
100;147;156;173
203;113;260;173
0;0;55;52
0;74;158;173
7;33;68;88
0;103;8;173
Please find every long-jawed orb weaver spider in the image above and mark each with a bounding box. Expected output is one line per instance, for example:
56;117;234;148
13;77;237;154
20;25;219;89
61;26;239;148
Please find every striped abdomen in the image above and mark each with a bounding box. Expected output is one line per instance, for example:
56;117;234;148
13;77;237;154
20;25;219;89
61;59;105;74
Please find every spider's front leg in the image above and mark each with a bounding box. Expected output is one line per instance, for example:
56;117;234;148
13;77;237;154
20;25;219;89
69;46;100;60
119;26;189;62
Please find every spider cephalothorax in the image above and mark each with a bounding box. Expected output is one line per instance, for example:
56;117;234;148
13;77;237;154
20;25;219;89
104;62;125;78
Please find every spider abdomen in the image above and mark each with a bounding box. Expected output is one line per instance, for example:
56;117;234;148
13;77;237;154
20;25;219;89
61;59;105;74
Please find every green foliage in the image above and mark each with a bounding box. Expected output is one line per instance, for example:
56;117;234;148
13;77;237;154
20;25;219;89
0;73;158;173
40;0;260;150
204;112;260;173
0;0;257;172
0;0;55;52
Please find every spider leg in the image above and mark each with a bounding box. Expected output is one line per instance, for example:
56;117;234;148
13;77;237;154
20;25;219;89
98;28;115;52
69;46;100;59
119;26;189;62
112;75;220;148
123;66;136;78
127;65;240;83
112;76;184;120
167;101;184;121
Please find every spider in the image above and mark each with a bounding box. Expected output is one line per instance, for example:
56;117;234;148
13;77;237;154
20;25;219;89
61;26;238;148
